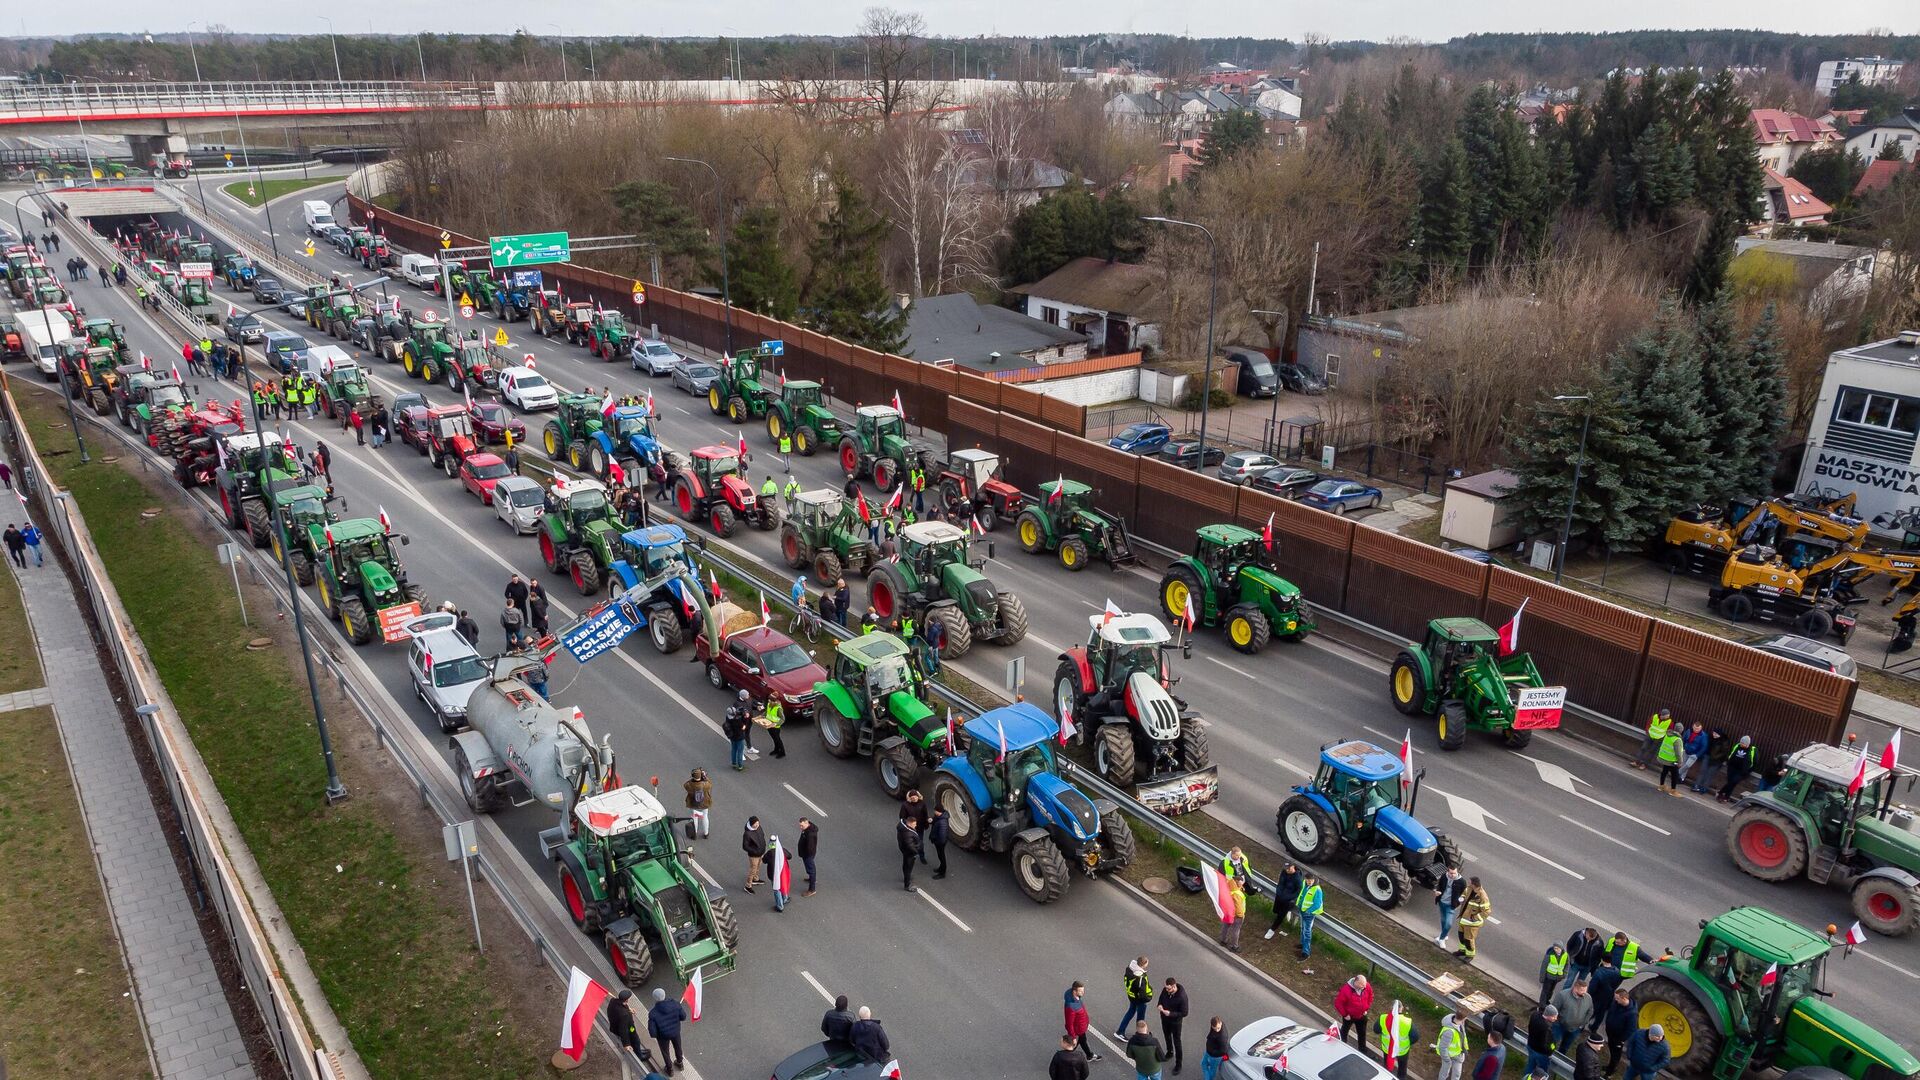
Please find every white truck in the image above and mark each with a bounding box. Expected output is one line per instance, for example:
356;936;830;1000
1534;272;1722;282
302;199;336;234
15;308;72;381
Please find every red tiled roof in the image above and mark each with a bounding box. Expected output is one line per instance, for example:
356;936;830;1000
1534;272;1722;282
1855;157;1916;197
1751;108;1840;146
1764;168;1832;221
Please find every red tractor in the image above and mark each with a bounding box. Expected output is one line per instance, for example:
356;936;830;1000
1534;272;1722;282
159;401;249;488
937;448;1024;533
668;446;779;539
420;405;481;478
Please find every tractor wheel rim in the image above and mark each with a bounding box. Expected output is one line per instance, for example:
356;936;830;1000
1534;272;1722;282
1739;821;1788;867
1869;890;1903;922
1394;667;1414;702
1055;679;1075;721
942;788;972;839
1365;869;1393;899
1165;580;1187;615
1063;546;1078;567
1638;1003;1690;1057
873;580;894;618
1017;852;1044;890
1438;714;1450;741
1230;618;1251;645
677;486;693;515
607;939;627;975
880;758;898;789
562;872;584;920
1020;520;1038;546
1284;811;1317;852
822;716;842;750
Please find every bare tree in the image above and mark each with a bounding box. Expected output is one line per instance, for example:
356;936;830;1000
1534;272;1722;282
858;7;927;120
878;125;994;296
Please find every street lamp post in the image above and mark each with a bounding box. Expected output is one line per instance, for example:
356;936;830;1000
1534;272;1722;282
318;17;344;82
184;23;203;84
1143;216;1219;465
269;498;347;802
1553;394;1593;585
546;26;568;82
665;156;733;355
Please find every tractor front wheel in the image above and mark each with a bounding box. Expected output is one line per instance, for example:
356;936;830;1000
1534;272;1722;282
1438;701;1470;750
1159;566;1202;628
817;710;857;759
1011;835;1070;904
1503;726;1534;750
1851;877;1920;937
1223;604;1270;654
978;502;999;532
1100;812;1136;870
727;396;747;423
1277;795;1338;864
710;504;737;538
1436;834;1464;871
1631;978;1718;1077
340;598;376;645
1059;536;1089;571
932;774;980;851
605;929;654;989
244;501;273;548
1016;510;1048;554
569;550;603;595
813;550;843;586
1727;806;1807;881
993;593;1029;646
1361;856;1414;909
558;862;600;932
1389;652;1430;716
1177;722;1211;770
795;427;815;456
444;454;459;479
710;896;741;953
567;442;586;471
648;606;686;654
1095;724;1138;785
874;743;920;800
873;457;899;492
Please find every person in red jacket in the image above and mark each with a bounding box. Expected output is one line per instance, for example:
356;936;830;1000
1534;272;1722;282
1063;980;1100;1062
1335;975;1374;1050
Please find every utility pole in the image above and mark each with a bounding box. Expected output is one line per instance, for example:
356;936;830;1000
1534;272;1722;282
271;499;348;802
1306;241;1320;317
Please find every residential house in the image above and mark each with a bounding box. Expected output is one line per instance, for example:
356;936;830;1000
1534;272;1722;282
1751;109;1842;172
1855;157;1917;197
1816;57;1906;96
1731;237;1877;311
944;129;1082;208
1843;107;1920;163
903;293;1088;371
1105;85;1302;141
1796;331;1920;538
1759;169;1832;228
1820;108;1869;129
1133;139;1204;188
1007;256;1166;356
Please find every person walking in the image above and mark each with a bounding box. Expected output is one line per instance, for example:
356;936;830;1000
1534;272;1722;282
1297;872;1325;970
850;1007;890;1064
821;995;856;1042
1576;1030;1607;1080
682;769;712;849
1538;942;1570;1008
1456;877;1491;961
1064;981;1101;1062
762;834;790;912
1566;927;1605;983
526;579;550;638
1624;1026;1670;1080
1115;957;1153;1040
1335;975;1373;1049
928;804;950;879
1265;860;1305;940
1633;708;1674;769
723;692;751;771
3;524;25;569
1157;977;1189;1075
1525;1005;1558;1080
644;987;687;1074
500;602;525;650
21;523;43;567
0;461;12;489
606;989;650;1067
896;816;921;893
1718;735;1758;801
455;609;480;648
1434;1013;1469;1080
1472;1029;1507;1080
1377;1002;1418;1080
796;816;819;896
1550;977;1595;1051
1599;987;1634;1077
741;815;766;892
1050;1033;1092;1080
1201;1017;1230;1080
1655;724;1685;795
1435;865;1467;948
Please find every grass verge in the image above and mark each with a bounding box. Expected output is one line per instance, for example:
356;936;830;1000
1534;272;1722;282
222;176;333;208
0;558;38;695
15;389;547;1079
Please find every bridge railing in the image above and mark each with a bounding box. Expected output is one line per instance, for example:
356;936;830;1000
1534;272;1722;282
0;81;494;119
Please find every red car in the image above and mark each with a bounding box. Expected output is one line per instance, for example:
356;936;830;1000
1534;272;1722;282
394;404;436;453
695;625;827;723
467;399;527;446
459;453;512;504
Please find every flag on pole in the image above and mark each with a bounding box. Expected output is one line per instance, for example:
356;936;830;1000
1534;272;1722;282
1048;475;1065;505
945;709;957;754
884;486;902;513
675;578;697;620
1103;599;1123;626
737;432;748;459
463;382;473;412
557;966;609;1064
1059;700;1076;746
1845;921;1868;946
880;1061;901;1080
1200;862;1235;923
599;389;617;418
1184;594;1198;632
170;360;182;383
1496;597;1528;656
1399;729;1415;792
681;966;705;1022
708;568;722;603
324;524;335;547
891;389;904;415
1882;729;1902;772
140;352;151;371
759;591;771;626
771;837;791;896
857;492;873;524
608;461;625;487
643;388;655;415
1760;962;1779;989
1848;743;1871;797
226;301;238;319
970;513;985;536
378;506;392;533
996;717;1008;763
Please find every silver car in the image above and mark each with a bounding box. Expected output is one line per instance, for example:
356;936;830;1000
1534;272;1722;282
492;475;546;534
1219;451;1281;485
672;361;721;396
631;338;683;376
404;613;488;732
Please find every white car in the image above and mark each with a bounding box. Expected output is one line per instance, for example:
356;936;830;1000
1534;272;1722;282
1224;1016;1395;1080
404;613;488;732
492;475;546;534
630;338;683;376
497;367;559;411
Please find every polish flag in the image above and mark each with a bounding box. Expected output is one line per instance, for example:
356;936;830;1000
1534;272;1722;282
1384;1003;1403;1074
1847;744;1871;797
585;807;620;831
857;492;873;524
1263;511;1275;552
945;709;957;754
170;361;182;383
1103;599;1123;625
390;295;401;313
599;390;617;418
891;389;904;415
708;569;722;603
996;717;1008;763
1048;475;1065;505
880;1061;902;1080
642;388;655;416
681;966;704;1022
1183;594;1198;633
140;352;151;371
737;433;748;459
323;524;335;546
1760;962;1778;989
770;837;791;896
884;486;902;513
1200;862;1235;924
1882;729;1902;772
759;591;771;626
463;382;473;412
226;301;239;319
608;461;625;487
970;513;985;536
1399;729;1415;792
1059;701;1076;747
675;578;697;620
378;506;391;533
1845;921;1868;946
422;650;434;679
557;967;609;1063
1324;1022;1341;1043
1496;597;1528;656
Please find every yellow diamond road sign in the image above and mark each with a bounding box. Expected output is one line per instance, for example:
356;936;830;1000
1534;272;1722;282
439;230;452;250
457;292;473;308
493;328;509;347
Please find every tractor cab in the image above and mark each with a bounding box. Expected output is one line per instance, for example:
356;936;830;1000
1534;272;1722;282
948;448;1006;496
616;525;693;579
691;447;745;488
1194;523;1277;586
429;407;474;442
555;479;613;532
1038;478;1097;514
608;407;654;444
575;786;677;864
831;633;918;720
1421;617;1501;681
564;301;595;327
593;309;628;335
411;319;451;349
900;520;983;579
34;281;66;307
724;349;762;383
967;724;1056;810
782;379;823;410
1084;612;1182;686
327;361;370;397
792;489;851;532
857;405;906;446
1311;740;1424;832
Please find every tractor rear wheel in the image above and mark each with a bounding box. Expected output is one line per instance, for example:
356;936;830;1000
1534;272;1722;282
929;603;971;659
244;500;272;548
674;478;695;518
1389;652;1430;716
1438;701;1470;750
874;743;920;800
605;929;654;989
993;593;1029;646
1277;795;1339;864
1016;510;1048;554
1224;605;1270;654
558;862;601;933
874;456;899;492
456;747;503;814
1159;565;1202;627
708;385;725;415
710;896;741;953
727;396;747;423
569;550;602;595
648;607;685;654
780;525;809;568
868;563;909;621
539;531;562;573
1631;978;1718;1078
813;550;843;586
1011;835;1070;904
795;427;816;456
1100;812;1136;870
1059;536;1090;571
289;551;315;586
1503;727;1534;750
1095;725;1138;785
1177;722;1211;770
340;598;376;645
817;710;857;759
1851;877;1919;937
932;775;981;851
838;438;861;478
709;504;737;538
1727;806;1807;881
1361;856;1414;909
318;574;340;618
542;422;562;458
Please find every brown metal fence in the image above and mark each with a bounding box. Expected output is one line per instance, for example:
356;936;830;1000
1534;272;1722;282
1346;528;1491;643
1485;567;1653;722
1634;622;1854;751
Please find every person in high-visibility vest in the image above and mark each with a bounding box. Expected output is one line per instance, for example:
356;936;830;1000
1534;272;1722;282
782;476;800;510
761;474;779;503
1634;707;1674;770
779;432;793;463
761;696;786;759
1455;876;1491;960
1296;872;1325;964
1376;1002;1417;1080
910;466;926;513
1655;727;1685;795
1433;1013;1469;1080
1604;932;1639;978
251;382;270;423
280;377;297;419
1220;846;1251;885
301;376;318;419
1538;942;1569;1008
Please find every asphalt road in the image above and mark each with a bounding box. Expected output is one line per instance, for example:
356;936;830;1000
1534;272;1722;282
5;186;1361;1079
57;178;1920;1055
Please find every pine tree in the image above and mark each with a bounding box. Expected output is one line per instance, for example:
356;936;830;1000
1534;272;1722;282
1683;208;1740;308
1200;110;1266;169
804;177;906;354
1617;302;1713;520
1738;304;1789;497
723;206;799;322
1879;140;1909;162
1692;291;1754;501
1416;138;1472;280
1632;122;1695;220
1003;196;1068;285
1503;379;1660;553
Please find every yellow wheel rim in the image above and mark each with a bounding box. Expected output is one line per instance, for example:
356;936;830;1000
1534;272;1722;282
342;610;356;637
708;386;722;410
1062;545;1078;567
1438;712;1450;742
1394;667;1414;703
1020;520;1039;547
318;575;332;610
271;531;283;561
1165;579;1189;616
1637;1002;1692;1058
1229;617;1252;646
796;430;810;453
403;354;416;375
545;430;559;456
769;415;783;438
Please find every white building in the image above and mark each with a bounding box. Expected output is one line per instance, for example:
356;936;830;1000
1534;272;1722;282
1797;331;1920;537
1816;57;1906;96
1844;107;1920;164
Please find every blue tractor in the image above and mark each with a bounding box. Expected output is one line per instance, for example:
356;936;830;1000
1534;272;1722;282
1275;739;1463;909
585;404;664;482
607;524;719;654
928;703;1136;904
491;270;539;322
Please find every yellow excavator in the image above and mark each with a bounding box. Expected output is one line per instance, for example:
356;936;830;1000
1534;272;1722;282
1664;494;1871;577
1711;545;1920;642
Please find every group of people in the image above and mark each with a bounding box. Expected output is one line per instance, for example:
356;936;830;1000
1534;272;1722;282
1634;708;1779;799
3;522;44;569
1051;961;1205;1080
249;371;324;422
183;336;242;382
500;573;551;650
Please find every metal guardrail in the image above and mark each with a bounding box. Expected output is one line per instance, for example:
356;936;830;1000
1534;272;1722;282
0;81;493;120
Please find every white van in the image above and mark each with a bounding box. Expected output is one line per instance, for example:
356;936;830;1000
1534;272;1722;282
396;253;440;289
297;344;355;381
302;200;336;234
15;308;73;381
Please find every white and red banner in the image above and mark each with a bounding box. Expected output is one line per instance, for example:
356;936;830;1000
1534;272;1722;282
1200;862;1235;924
557;966;609;1063
1497;597;1527;656
682;966;705;1022
1513;686;1567;731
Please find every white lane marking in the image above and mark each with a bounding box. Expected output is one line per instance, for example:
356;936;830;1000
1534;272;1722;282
1429;787;1586;880
798;970;837;1004
1093;1028;1129;1057
1549;896;1615;931
1362;724;1420;753
688;857;721;890
1526;756;1672;836
783;782;829;819
1270;756;1310;776
1853;947;1920;979
1080;600;1100;610
675;406;690;415
915;888;973;933
1205;655;1257;680
1556;813;1637;852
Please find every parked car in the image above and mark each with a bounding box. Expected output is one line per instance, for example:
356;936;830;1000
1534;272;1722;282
1108;421;1172;454
466;400;526;445
671;361;721;396
393;403;437;452
224;312;265;344
492;475;546;534
1277;364;1326;395
1221;1016;1393;1080
1219;450;1281;485
250;275;284;303
322;225;353;253
388;391;426;421
771;1042;893;1080
403;612;488;733
1224;346;1278;398
1161;438;1227;470
1300;479;1382;514
1748;633;1858;679
1249;466;1322;499
695;625;829;725
630;338;683;375
268;287;305;314
459;453;512;504
498;367;559;411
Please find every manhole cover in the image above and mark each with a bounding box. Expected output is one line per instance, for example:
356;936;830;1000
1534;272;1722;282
245;640;273;651
139;508;163;518
1141;876;1174;895
101;456;118;463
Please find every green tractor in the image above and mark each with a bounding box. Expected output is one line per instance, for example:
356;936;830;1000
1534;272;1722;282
307;288;363;340
1388;617;1558;750
813;633;944;799
81;318;132;365
763;379;846;455
779;489;880;585
1157;524;1315;653
838;404;935;492
541;394;608;471
583;309;632;361
113;367;193;443
1727;743;1920;936
549;785;739;987
538;478;624;595
266;481;341;586
1628;907;1918;1080
173;270;210;307
314;359;378;423
213;431;303;548
313;517;427;646
399;314;456;382
1014;479;1138;572
707;346;775;423
867;520;1027;659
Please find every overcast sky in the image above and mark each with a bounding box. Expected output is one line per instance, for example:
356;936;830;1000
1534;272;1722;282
17;2;1918;44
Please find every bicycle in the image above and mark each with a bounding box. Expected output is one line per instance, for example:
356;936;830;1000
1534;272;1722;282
792;601;824;644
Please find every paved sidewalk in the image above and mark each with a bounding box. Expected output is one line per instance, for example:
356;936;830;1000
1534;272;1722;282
4;456;255;1078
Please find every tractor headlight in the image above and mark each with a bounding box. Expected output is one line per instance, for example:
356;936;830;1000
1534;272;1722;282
545;792;563;804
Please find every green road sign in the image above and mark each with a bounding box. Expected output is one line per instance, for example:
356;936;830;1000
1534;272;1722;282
489;231;570;267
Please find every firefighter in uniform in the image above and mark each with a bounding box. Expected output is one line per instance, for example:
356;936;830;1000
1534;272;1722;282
1456;878;1491;961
